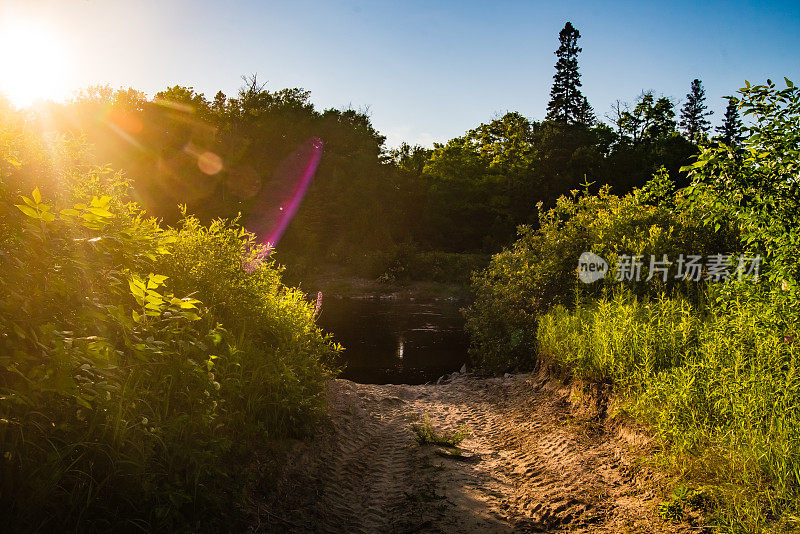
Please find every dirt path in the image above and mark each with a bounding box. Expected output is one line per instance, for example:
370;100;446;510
254;372;686;533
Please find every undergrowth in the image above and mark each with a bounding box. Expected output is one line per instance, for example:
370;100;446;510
468;79;800;532
537;285;800;532
0;105;339;531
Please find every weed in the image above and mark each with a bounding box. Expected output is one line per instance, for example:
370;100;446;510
411;415;469;447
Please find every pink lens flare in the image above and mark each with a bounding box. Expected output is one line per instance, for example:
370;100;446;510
245;136;323;262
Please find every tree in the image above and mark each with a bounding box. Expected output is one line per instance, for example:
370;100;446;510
679;78;713;140
617;92;677;144
154;85;211;118
715;96;744;146
545;22;594;126
685;78;800;282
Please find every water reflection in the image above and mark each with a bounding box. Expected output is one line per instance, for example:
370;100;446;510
316;297;468;384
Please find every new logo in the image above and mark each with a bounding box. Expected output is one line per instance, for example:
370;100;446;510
577;252;608;283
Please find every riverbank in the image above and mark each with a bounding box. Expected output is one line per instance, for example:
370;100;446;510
250;372;694;533
304;274;473;301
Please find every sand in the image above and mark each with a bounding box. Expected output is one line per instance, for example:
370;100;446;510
252;372;690;533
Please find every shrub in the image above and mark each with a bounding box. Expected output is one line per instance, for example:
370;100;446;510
465;172;734;373
411;415;470;447
0;111;338;530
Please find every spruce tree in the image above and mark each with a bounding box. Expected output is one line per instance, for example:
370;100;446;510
545;21;594;126
716;97;744;146
679;78;713;140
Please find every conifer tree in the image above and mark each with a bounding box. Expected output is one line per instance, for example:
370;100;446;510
545;22;594;126
716;96;744;146
679;78;713;140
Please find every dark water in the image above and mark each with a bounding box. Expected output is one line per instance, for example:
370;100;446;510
317;296;469;385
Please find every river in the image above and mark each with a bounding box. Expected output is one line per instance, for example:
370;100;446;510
316;296;469;384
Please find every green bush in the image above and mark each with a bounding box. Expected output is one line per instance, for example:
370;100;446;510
526;79;800;532
0;112;338;530
156;213;339;438
464;172;733;373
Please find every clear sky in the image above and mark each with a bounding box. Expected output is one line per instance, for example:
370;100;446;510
1;0;798;147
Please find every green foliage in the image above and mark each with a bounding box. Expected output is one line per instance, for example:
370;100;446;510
36;74;701;276
411;415;470;447
0;112;337;530
537;285;800;531
499;79;800;532
684;77;800;285
537;292;700;386
464;173;733;373
658;484;714;522
616;91;677;143
155;213;339;437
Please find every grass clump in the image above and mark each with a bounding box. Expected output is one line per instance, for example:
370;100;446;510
411;415;470;447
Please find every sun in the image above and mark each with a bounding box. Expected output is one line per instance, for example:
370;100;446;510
0;18;72;108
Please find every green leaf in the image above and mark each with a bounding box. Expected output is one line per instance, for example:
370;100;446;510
41;211;55;223
90;195;111;208
60;208;80;217
128;279;146;299
32;187;41;204
87;207;115;218
15;204;39;218
146;289;162;300
147;274;168;288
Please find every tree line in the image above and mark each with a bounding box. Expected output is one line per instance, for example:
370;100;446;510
23;21;744;277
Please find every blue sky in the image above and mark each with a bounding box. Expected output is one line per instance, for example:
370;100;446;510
2;0;799;147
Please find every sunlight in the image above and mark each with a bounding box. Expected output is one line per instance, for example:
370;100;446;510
0;18;72;108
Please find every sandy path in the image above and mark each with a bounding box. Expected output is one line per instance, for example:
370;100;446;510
254;373;685;533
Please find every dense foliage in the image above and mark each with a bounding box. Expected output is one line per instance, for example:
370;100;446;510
466;78;800;531
464;170;735;373
0;108;338;530
27;62;705;280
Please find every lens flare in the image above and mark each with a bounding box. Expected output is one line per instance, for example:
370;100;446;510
246;136;323;257
197;151;223;175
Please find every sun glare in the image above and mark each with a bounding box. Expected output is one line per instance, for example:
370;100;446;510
0;19;72;108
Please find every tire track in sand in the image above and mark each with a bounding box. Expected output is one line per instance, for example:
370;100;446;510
256;373;689;533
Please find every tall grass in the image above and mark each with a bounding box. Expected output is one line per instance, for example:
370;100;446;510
537;287;800;532
538;291;700;386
